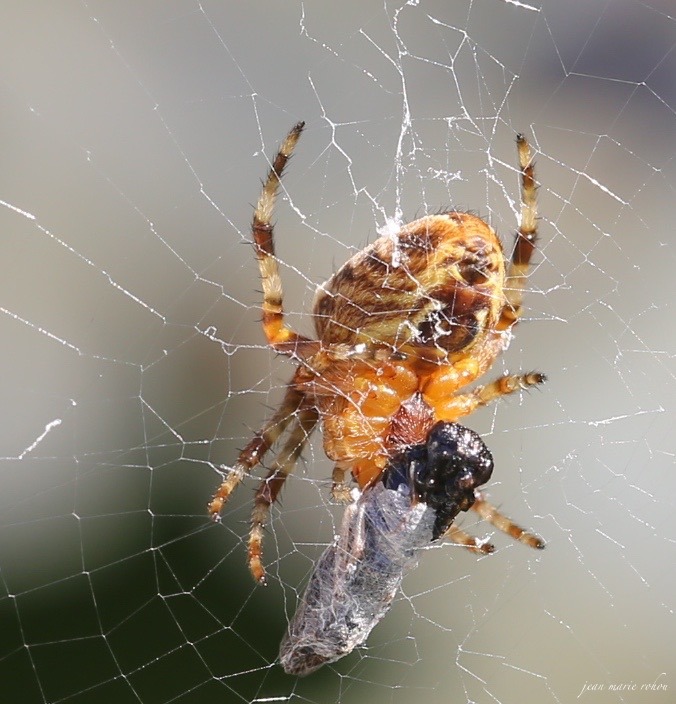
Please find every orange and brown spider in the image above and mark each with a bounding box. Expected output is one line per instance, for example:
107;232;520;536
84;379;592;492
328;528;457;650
209;122;545;584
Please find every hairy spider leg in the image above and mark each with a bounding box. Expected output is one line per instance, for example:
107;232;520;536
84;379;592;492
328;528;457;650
248;405;319;583
208;384;304;518
252;121;319;358
443;493;544;552
443;523;495;555
498;134;538;331
429;369;546;552
424;370;546;423
471;493;545;549
209;124;326;580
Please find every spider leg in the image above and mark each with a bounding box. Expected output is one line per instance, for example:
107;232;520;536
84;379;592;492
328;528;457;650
470;370;546;409
440;370;546;420
440;371;545;551
253;121;319;358
208;384;304;518
471;493;544;549
248;405;319;584
331;463;353;503
442;523;494;555
497;134;538;331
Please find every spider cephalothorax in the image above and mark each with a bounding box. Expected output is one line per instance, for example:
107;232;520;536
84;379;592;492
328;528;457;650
209;123;545;583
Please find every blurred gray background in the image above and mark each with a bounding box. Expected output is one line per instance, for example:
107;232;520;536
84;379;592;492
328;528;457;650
0;1;674;703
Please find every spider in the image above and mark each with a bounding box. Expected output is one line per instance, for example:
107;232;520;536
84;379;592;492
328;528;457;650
209;122;545;584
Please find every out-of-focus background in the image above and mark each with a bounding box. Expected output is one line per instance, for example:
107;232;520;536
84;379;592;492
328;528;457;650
1;2;674;703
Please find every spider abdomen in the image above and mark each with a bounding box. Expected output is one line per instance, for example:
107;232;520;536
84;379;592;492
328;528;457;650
313;212;506;357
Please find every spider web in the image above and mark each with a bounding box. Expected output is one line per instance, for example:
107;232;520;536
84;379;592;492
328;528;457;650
1;1;674;703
